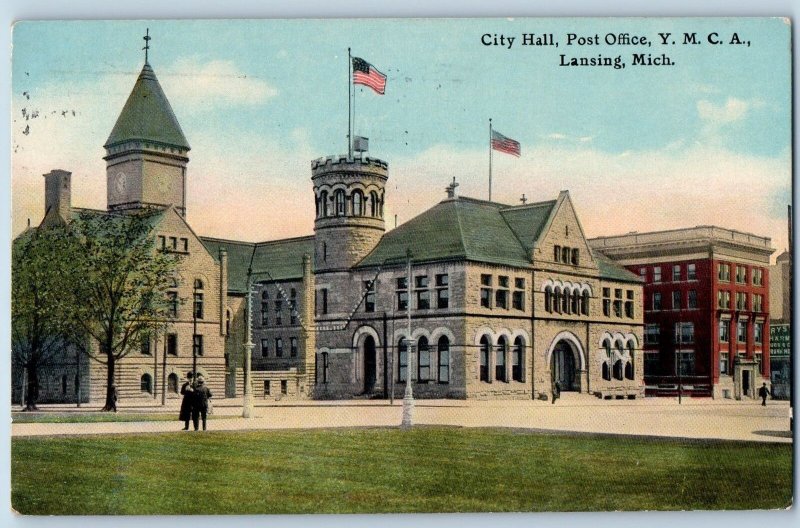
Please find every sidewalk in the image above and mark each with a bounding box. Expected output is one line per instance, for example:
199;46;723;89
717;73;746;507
11;395;793;443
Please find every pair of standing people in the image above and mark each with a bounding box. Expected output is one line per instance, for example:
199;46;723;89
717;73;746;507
179;372;213;431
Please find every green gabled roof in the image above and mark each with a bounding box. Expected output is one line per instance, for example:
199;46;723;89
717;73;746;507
593;251;644;283
499;200;557;252
104;63;190;150
200;236;315;293
357;197;536;268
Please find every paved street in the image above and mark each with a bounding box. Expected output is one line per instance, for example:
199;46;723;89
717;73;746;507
11;394;793;443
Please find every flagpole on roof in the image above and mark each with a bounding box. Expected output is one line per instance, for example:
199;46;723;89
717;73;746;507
489;118;493;202
348;48;352;159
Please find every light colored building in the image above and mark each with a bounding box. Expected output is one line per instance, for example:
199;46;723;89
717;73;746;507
769;250;791;399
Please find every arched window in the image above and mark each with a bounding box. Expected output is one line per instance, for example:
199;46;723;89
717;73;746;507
496;336;507;382
562;288;570;314
602;339;612;381
581;290;590;316
140;373;153;394
613;342;625;380
168;373;179;393
418;336;430;381
320;191;329;217
571;290;580;314
625;341;635;380
352;190;364;216
544;287;553;313
438;336;450;383
479;335;490;382
398;338;408;382
370;191;379;217
512;336;525;382
334;190;346;216
553;287;562;314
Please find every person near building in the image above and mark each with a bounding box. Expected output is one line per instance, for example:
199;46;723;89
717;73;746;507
191;375;213;431
552;381;561;404
758;382;771;406
179;372;194;430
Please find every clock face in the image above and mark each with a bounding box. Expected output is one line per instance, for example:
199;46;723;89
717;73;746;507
113;171;128;198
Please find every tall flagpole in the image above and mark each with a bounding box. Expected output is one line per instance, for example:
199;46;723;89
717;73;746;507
348;48;352;158
489;118;493;202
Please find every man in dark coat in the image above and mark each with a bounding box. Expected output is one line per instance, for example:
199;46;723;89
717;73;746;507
552;380;561;404
191;374;213;431
758;382;771;406
179;372;194;430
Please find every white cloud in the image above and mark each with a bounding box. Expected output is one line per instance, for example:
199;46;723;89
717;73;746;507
696;97;757;125
160;57;278;109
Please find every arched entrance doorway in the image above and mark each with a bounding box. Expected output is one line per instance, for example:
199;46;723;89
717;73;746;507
363;335;377;393
551;340;580;391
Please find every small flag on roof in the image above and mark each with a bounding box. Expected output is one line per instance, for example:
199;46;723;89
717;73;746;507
491;129;521;157
352;57;387;95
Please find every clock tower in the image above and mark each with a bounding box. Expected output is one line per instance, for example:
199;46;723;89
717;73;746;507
104;42;190;216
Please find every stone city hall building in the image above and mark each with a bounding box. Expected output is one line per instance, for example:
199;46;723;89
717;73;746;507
15;54;646;404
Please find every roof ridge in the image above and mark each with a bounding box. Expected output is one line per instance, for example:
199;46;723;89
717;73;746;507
254;235;315;247
456;195;508;208
497;205;530;260
453;199;468;258
500;198;557;211
199;235;256;246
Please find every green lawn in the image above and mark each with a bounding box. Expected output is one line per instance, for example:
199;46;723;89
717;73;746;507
12;412;220;424
11;427;793;514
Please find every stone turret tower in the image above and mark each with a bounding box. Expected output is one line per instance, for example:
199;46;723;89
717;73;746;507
103;58;190;216
312;155;388;271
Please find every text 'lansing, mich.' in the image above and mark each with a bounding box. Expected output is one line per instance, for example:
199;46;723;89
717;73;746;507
480;31;754;70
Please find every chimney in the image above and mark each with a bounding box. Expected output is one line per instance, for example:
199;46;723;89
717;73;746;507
445;176;459;199
44;170;72;221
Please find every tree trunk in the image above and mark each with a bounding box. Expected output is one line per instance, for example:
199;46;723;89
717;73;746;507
25;363;39;411
102;350;116;412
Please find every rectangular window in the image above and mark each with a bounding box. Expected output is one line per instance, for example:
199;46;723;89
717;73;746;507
364;281;375;312
481;274;492;286
290;337;298;357
322;353;329;383
639;267;647;279
140;335;151;355
753;268;763;286
168;291;178;318
653;266;662;283
737;320;747;343
169;236;177;250
644;351;659;375
624;290;634;318
289;301;298;325
261;302;269;325
652;292;662;311
415;275;429;289
261;338;269;357
571;248;580;265
438;346;450;383
719;353;729;375
396;278;408;311
602;287;611;316
562;247;570;264
495;289;508;309
275;337;283;357
264;380;271;396
192;334;204;356
180;238;188;252
719;320;730;342
158;235;166;249
416;276;430;310
498;276;509;288
718;263;730;282
322;288;329;315
717;290;730;309
553;245;561;262
672;290;681;310
193;293;204;319
754;322;763;344
736;292;747;311
436;274;449;309
398;340;408;382
613;289;622;317
688;263;697;281
678;351;695;376
735;265;747;284
512;290;525;310
481;274;492;309
688;290;697;309
753;294;763;312
281;380;288;395
645;324;660;345
167;333;178;356
418;344;431;382
675;322;694;344
672;264;681;282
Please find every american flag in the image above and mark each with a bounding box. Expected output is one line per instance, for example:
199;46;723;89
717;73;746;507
352;57;386;95
491;129;521;157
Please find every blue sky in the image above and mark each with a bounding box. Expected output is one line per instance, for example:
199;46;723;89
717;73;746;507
11;18;792;253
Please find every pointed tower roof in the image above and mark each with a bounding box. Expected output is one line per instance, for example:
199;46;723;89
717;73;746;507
104;63;190;150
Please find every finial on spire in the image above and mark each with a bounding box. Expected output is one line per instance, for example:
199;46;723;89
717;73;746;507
520;193;527;205
446;176;459;199
142;28;152;64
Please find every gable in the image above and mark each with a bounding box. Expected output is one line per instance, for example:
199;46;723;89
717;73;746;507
535;191;596;270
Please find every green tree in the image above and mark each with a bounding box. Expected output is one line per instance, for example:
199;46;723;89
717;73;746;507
62;211;183;411
12;224;77;410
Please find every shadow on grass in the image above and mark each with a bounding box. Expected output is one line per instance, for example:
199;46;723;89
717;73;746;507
752;430;793;439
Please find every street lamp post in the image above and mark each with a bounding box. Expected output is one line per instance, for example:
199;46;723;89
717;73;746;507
401;249;414;428
677;319;683;405
242;268;255;418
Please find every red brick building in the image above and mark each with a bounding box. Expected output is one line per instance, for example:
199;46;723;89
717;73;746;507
589;227;774;399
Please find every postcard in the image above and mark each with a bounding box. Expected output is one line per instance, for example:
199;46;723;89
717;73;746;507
9;17;792;515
